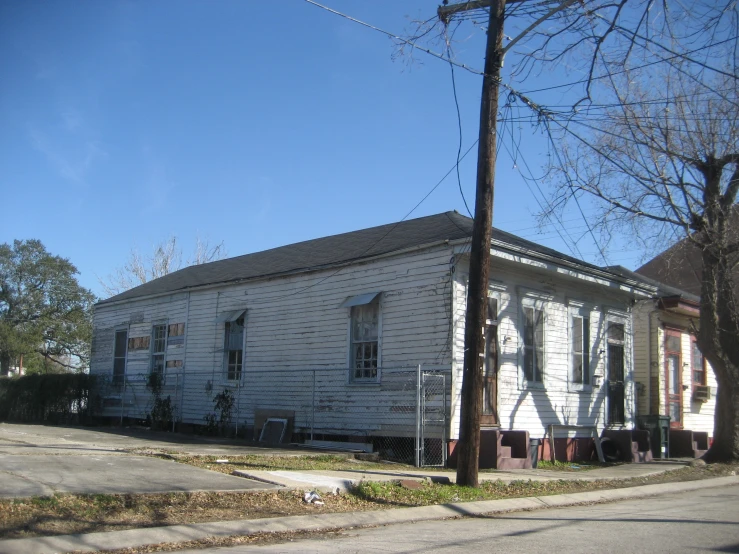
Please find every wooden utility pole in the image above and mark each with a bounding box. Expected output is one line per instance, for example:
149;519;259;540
438;0;506;488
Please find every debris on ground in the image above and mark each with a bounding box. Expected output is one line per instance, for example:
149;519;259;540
303;491;324;505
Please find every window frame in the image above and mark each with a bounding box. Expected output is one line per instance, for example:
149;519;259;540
605;316;628;426
113;328;128;387
347;298;382;384
223;315;246;382
691;337;707;390
568;303;592;392
150;323;167;376
518;293;548;390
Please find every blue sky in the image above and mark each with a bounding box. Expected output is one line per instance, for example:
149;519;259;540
0;1;641;297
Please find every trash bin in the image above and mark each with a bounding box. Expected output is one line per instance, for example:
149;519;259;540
529;438;541;468
636;415;671;458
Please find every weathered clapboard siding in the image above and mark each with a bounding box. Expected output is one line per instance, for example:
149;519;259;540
91;294;189;379
632;301;651;416
92;244;456;431
633;304;717;436
449;254;637;440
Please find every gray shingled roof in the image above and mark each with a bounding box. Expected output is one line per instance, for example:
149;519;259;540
604;265;699;303
98;211;636;305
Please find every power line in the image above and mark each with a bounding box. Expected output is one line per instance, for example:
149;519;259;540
518;35;739;95
445;26;474;218
303;0;485;77
245;141;480;306
497;107;586;260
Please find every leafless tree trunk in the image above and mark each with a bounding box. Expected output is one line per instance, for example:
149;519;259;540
543;69;739;460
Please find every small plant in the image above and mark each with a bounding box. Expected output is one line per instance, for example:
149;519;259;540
202;389;235;436
203;413;219;436
146;371;175;431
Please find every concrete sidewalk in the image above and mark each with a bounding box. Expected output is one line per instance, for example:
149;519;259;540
0;454;278;499
2;474;735;554
232;461;689;492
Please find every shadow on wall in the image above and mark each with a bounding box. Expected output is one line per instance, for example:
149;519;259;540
507;321;609;462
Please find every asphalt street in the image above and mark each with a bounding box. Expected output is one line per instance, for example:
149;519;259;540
183;485;739;553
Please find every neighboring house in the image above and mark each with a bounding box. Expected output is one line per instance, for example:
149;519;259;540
90;212;655;462
636;206;739;297
610;267;717;458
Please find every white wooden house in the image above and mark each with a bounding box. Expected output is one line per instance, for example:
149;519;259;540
90;212;656;460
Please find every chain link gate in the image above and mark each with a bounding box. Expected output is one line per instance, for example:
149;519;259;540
415;367;448;467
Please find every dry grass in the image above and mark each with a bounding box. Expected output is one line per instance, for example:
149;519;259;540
1;461;736;543
137;451;412;474
0;489;379;540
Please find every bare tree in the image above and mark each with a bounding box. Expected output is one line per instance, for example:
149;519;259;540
543;66;739;460
420;0;739;464
99;236;226;298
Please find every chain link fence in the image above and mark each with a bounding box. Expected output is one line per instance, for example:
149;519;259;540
93;365;450;467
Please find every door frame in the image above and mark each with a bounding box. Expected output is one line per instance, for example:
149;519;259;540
481;295;499;426
664;328;683;429
606;320;626;426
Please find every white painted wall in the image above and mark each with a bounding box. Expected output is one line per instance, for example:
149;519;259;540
91;244;457;431
91;240;647;442
450;255;638;441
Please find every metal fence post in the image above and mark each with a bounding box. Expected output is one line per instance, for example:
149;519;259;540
415;364;421;467
235;382;240;438
442;373;448;468
180;370;186;428
172;372;179;432
120;377;126;427
311;369;316;443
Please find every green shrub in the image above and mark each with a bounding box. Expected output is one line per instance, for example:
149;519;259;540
0;373;102;423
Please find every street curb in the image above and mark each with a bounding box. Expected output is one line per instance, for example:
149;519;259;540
1;475;736;554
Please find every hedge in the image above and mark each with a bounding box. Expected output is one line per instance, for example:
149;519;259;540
0;373;103;424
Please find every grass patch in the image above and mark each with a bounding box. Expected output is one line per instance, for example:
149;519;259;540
534;460;619;471
139;452;415;475
2;463;736;541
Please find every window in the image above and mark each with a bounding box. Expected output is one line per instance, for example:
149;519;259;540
571;314;590;386
522;305;544;383
224;316;244;381
691;339;706;387
168;323;185;346
113;329;128;386
351;302;379;381
150;324;166;375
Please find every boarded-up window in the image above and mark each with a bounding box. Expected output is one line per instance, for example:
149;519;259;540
168;323;185;346
127;336;150;351
166;359;183;369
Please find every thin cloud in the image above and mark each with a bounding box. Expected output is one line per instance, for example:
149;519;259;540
27;123;107;185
